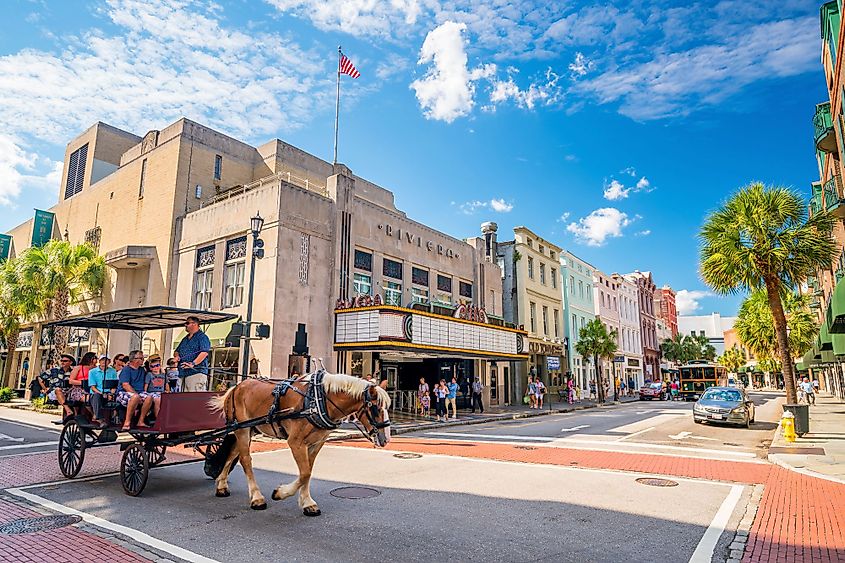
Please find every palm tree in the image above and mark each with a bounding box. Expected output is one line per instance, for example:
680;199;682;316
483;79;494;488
700;183;836;403
690;334;717;361
17;241;106;362
734;289;818;365
660;333;704;365
575;319;618;403
0;259;41;387
717;345;746;375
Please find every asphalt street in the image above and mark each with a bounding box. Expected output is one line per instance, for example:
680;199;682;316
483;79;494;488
0;407;60;457
412;391;783;461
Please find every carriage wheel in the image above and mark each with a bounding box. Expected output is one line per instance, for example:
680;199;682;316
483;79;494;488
149;445;167;467
120;444;149;496
58;421;86;478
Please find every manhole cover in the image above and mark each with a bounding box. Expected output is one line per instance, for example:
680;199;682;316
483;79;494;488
330;487;381;499
514;445;537;450
393;452;422;459
635;478;679;488
0;515;83;535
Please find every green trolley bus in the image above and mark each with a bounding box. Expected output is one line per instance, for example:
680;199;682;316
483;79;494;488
678;360;728;401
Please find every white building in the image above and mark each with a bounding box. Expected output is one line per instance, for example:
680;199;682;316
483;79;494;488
678;313;736;356
613;273;644;388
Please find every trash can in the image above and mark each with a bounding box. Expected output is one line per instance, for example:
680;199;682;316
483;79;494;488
783;404;809;436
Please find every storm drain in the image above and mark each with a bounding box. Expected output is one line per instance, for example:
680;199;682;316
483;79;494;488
635;478;679;488
330;487;381;499
393;452;422;459
0;515;82;535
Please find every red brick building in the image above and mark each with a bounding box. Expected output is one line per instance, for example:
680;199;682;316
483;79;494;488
654;286;678;337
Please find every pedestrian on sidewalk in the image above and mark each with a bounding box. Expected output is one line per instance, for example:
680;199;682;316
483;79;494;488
418;377;430;417
589;379;596;401
802;377;816;405
628;376;635;397
567;377;575;405
433;379;448;422
527;377;537;408
536;377;546;409
471;377;484;414
446;376;458;419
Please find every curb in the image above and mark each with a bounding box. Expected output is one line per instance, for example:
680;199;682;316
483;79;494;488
766;416;845;486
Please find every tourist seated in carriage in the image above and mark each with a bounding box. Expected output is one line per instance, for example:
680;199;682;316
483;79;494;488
35;354;75;416
138;355;168;424
64;351;97;407
118;350;151;430
87;355;116;428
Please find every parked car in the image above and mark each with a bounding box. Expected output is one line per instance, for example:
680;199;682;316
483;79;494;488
639;382;666;400
693;386;755;428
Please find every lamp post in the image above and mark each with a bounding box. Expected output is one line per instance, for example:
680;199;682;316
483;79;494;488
241;212;265;379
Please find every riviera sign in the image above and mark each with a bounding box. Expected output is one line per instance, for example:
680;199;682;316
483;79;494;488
378;223;459;259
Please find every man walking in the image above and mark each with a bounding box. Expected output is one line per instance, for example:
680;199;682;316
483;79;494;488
175;316;212;391
471;377;484;414
802;377;816;406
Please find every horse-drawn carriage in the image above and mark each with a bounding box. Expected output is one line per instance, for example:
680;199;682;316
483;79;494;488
50;306;391;516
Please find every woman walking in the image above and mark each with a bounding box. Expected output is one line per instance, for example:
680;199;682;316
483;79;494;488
527;377;538;408
433;379;449;421
536;377;546;409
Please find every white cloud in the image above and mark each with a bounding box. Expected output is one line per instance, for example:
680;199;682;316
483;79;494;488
568;52;593;77
487;67;562;110
558;211;571;222
376;52;411;80
489;198;513;212
636;177;650;190
411;21;494;123
265;0;422;39
603;179;630;201
458;197;514;214
0;134;62;206
635;229;651;237
566;207;632;246
676;290;715;315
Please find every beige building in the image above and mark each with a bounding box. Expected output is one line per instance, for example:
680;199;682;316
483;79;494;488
3;118;527;407
498;227;565;398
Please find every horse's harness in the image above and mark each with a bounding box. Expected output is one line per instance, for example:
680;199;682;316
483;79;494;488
262;369;389;442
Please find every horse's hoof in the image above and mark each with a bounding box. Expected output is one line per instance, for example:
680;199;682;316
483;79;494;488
251;501;268;511
303;506;321;517
271;490;282;501
215;489;230;498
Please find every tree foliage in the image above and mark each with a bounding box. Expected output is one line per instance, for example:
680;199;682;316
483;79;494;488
661;333;716;364
575;319;618;403
717;345;747;374
699;183;836;403
734;290;818;362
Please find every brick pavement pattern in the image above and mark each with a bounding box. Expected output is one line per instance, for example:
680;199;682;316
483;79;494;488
0;498;151;563
332;438;845;562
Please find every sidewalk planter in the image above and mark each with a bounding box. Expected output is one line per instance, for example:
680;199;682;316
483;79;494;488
783;404;810;436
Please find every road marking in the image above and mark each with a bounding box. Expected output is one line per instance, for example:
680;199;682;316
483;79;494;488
615;427;654;442
0;418;62;434
560;425;589;432
425;432;555;441
7;487;219;563
609;415;684;434
670;431;692;440
688;485;744;563
0;432;24;442
0;441;56;451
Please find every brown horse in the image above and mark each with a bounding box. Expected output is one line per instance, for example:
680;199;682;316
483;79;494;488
209;372;391;516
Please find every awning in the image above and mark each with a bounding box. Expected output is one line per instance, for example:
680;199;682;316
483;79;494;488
828;277;845;333
818;319;833;351
172;318;237;350
795;361;807;372
47;306;238;331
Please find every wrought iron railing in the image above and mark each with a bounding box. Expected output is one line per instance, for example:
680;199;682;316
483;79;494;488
811;193;824;216
814;102;834;148
824;175;843;210
836;248;845;283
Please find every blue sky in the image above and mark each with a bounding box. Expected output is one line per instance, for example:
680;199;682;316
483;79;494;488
0;0;827;316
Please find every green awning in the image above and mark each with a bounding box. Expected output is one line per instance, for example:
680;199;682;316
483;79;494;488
795;361;807;372
819;319;833;351
172;319;237;351
828;277;845;333
822;349;836;363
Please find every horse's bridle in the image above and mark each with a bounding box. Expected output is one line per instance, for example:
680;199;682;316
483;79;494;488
324;385;390;443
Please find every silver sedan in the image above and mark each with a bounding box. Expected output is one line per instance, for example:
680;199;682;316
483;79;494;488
692;386;755;428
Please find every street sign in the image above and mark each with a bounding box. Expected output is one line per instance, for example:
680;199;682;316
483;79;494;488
613;355;625;363
546;356;560;370
31;209;54;247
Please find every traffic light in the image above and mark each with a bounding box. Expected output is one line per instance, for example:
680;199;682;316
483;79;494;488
225;322;245;347
255;323;270;339
253;238;265;259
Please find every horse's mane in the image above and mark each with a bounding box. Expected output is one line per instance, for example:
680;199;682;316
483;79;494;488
318;372;392;409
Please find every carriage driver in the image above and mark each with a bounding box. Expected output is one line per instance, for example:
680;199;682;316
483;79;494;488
118;350;151;430
174;316;212;392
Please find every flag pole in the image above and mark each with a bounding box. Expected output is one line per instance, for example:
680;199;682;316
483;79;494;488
333;46;341;165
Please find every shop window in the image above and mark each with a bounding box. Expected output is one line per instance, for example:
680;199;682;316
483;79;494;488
384;281;402;306
383;258;403;280
528;257;534;279
412;267;429;287
354;249;372;272
437;274;452;293
411;286;429;304
540;263;546;285
353;273;372;295
459;281;473;298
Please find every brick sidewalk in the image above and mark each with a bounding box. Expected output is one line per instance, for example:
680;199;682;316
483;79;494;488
332;438;845;562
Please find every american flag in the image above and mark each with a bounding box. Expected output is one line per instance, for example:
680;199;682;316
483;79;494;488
339;53;360;79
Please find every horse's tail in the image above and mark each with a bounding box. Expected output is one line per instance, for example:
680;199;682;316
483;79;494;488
208;386;237;422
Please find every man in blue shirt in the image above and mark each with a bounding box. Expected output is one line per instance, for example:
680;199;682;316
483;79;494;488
175;316;212;392
118;350;150;430
446;376;459;420
88;355;117;427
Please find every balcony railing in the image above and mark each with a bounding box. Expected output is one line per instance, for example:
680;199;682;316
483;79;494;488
814;102;837;153
824;175;845;216
811;193;824;216
836;248;845;283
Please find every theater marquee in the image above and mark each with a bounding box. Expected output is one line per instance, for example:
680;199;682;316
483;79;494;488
334;305;528;360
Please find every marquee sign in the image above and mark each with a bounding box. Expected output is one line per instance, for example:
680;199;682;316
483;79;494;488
334;306;527;360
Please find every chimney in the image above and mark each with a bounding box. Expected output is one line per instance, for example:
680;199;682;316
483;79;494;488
481;222;498;263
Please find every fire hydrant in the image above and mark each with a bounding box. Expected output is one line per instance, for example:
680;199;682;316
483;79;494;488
781;411;796;443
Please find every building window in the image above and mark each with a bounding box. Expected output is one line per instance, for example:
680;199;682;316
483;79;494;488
412;267;429;287
550;251;555;260
139;158;147;198
579;280;584;299
529;302;537;333
459;281;473;298
353;273;371;295
528;257;534;279
194;245;215;311
539;244;545;255
613;296;617;310
540;263;546;285
384;281;402;306
222;236;247;308
437;274;452;294
551;268;557;289
542;306;549;336
554;309;559;338
527;238;533;248
64;143;89;199
570;276;575;295
572;314;578;340
214;154;223;180
354;249;372;271
383;258;403;280
411;286;429;304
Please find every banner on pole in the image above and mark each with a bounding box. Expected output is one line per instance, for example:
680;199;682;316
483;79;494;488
0;234;11;261
31;209;55;247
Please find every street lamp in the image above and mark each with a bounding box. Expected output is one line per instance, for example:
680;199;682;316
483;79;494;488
241;212;265;380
